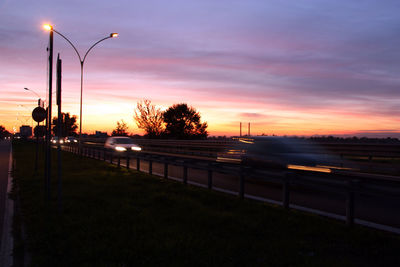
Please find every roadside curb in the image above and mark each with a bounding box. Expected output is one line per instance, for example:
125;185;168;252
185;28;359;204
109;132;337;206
0;144;13;267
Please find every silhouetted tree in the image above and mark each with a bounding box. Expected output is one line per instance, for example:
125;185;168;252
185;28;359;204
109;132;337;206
0;125;10;138
163;103;208;139
52;113;78;137
112;120;128;136
134;99;164;138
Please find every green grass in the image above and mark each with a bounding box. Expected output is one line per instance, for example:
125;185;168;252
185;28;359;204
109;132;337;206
12;142;400;266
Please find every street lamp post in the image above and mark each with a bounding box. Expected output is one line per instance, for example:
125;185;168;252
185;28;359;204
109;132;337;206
24;87;44;107
43;24;118;153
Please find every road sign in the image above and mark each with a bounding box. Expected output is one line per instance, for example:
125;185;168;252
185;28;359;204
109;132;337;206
32;107;47;122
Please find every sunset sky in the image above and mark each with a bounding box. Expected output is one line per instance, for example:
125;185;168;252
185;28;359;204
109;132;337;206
1;0;399;137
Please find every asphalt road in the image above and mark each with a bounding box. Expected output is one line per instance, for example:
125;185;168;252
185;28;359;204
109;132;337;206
0;140;11;245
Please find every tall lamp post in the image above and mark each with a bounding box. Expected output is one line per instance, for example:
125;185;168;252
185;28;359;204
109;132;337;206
24;87;45;107
43;24;118;152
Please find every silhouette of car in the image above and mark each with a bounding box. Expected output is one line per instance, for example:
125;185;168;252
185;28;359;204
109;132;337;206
104;136;141;152
64;136;78;143
218;136;345;173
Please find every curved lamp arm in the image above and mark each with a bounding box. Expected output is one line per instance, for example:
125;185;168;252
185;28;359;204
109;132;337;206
51;29;83;63
24;87;41;98
83;36;112;63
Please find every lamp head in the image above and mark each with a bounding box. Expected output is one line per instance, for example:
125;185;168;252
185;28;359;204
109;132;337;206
24;87;29;90
110;33;119;38
43;24;53;31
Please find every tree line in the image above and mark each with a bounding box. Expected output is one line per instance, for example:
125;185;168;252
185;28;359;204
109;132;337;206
133;100;207;139
48;100;208;140
0;125;10;139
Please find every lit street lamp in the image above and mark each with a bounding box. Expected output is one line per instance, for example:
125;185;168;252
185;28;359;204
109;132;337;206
43;24;118;151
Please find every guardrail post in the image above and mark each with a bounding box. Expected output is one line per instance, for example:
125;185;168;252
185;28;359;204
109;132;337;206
137;157;140;171
164;162;168;179
110;153;113;164
103;148;106;161
149;160;153;175
208;167;213;189
183;165;188;184
117;155;121;168
283;173;292;209
126;153;130;169
346;179;355;227
239;166;245;199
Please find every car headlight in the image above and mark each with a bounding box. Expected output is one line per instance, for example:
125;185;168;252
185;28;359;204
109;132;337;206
131;146;141;151
60;140;64;144
115;146;127;152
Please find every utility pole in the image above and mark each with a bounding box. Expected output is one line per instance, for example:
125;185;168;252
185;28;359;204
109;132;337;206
240;122;242;137
248;122;250;136
56;54;62;212
45;29;53;201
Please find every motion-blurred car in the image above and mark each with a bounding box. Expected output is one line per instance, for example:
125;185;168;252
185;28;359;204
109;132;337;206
50;136;64;144
217;136;348;173
64;136;78;143
104;136;142;152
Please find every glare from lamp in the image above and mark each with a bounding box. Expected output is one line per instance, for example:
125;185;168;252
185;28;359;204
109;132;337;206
43;24;53;31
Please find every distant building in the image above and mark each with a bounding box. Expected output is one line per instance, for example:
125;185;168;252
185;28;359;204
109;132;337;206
19;125;32;137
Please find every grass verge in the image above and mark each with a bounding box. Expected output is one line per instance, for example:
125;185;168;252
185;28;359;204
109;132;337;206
12;141;400;266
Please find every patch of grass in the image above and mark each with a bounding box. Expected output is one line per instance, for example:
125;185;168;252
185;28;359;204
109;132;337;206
13;142;400;266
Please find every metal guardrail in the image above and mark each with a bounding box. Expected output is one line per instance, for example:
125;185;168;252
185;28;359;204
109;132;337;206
82;138;400;161
65;143;400;229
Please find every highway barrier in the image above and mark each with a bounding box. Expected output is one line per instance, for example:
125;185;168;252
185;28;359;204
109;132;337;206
63;142;400;232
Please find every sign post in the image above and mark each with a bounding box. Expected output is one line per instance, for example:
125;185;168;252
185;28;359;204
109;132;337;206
32;106;47;172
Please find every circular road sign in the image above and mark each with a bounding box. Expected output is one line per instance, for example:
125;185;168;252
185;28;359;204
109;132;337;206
32;107;47;122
